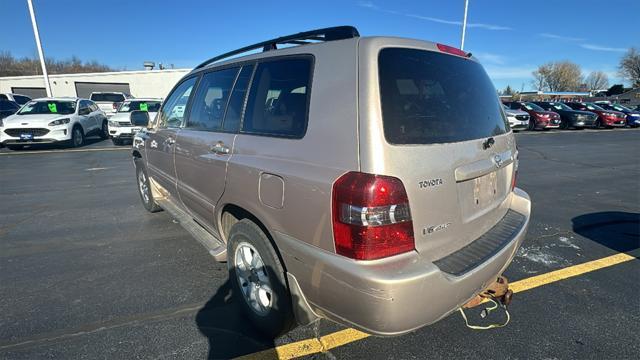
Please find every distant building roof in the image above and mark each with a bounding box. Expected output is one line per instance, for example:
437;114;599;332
519;91;591;96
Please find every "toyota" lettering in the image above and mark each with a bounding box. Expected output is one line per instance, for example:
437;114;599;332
419;178;443;189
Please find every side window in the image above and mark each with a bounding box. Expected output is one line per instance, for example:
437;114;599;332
187;68;238;131
79;100;90;114
0;94;7;100
223;64;254;132
242;58;312;138
158;77;197;128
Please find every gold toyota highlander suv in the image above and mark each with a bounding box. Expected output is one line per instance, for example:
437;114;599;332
130;26;531;337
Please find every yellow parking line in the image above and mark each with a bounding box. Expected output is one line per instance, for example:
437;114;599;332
237;252;636;360
0;147;129;155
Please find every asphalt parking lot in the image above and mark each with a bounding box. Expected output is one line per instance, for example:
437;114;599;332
1;129;638;359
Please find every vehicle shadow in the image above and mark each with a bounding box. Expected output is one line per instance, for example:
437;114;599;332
572;211;640;257
196;268;287;359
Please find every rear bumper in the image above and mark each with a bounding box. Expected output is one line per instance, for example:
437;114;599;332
277;188;531;336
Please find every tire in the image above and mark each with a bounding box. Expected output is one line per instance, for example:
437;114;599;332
228;219;294;338
112;138;122;146
528;120;536;131
70;125;84;148
135;162;162;213
560;119;569;130
7;145;23;151
100;120;109;140
595;119;602;129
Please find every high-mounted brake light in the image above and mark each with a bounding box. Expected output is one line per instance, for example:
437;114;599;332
332;172;415;260
436;43;468;57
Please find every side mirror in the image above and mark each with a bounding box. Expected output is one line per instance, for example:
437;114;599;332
79;107;90;115
130;110;150;127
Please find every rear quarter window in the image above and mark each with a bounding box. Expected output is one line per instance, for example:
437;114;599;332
90;93;125;102
378;48;508;145
242;57;312;138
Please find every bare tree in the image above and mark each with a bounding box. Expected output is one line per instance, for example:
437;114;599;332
585;71;609;90
618;48;640;87
531;64;551;91
531;61;583;92
0;51;115;77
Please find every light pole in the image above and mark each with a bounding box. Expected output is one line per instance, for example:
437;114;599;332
460;0;469;50
27;0;52;97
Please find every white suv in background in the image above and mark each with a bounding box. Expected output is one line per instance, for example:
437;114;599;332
108;98;161;145
0;93;32;105
89;92;131;118
0;98;108;150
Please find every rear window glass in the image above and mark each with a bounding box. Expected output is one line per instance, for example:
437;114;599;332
90;93;125;102
378;48;508;144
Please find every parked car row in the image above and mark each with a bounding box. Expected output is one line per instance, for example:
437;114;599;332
0;91;163;149
503;100;639;130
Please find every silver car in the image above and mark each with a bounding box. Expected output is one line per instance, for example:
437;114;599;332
503;104;530;130
130;26;531;337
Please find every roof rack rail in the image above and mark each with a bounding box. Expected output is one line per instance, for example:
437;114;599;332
194;26;360;70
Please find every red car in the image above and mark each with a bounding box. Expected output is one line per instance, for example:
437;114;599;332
503;101;561;130
565;102;626;128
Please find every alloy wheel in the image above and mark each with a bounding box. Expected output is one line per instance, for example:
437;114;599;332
234;242;273;316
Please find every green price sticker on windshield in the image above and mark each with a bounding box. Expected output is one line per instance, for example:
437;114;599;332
139;103;148;112
48;103;58;113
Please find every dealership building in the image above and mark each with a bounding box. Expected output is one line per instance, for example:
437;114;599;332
0;68;191;100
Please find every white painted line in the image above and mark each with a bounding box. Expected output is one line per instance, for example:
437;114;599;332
85;167;110;171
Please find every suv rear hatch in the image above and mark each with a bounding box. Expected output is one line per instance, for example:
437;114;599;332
90;93;126;113
358;43;516;262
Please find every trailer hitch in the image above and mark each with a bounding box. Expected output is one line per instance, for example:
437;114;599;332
459;276;513;330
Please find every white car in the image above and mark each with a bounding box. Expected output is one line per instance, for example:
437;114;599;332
0;98;108;150
89;92;131;118
108;98;161;145
503;104;530;131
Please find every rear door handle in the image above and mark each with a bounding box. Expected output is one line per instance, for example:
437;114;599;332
209;142;230;155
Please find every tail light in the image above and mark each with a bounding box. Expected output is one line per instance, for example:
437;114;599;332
511;150;519;191
332;172;415;260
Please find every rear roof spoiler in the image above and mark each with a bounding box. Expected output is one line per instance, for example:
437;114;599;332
194;26;360;70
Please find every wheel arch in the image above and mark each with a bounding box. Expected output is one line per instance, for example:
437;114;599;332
219;203;287;271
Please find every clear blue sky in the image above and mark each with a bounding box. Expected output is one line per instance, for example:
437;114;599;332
2;0;638;91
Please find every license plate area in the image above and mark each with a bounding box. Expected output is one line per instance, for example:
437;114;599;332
20;133;34;140
473;171;498;207
458;167;509;222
